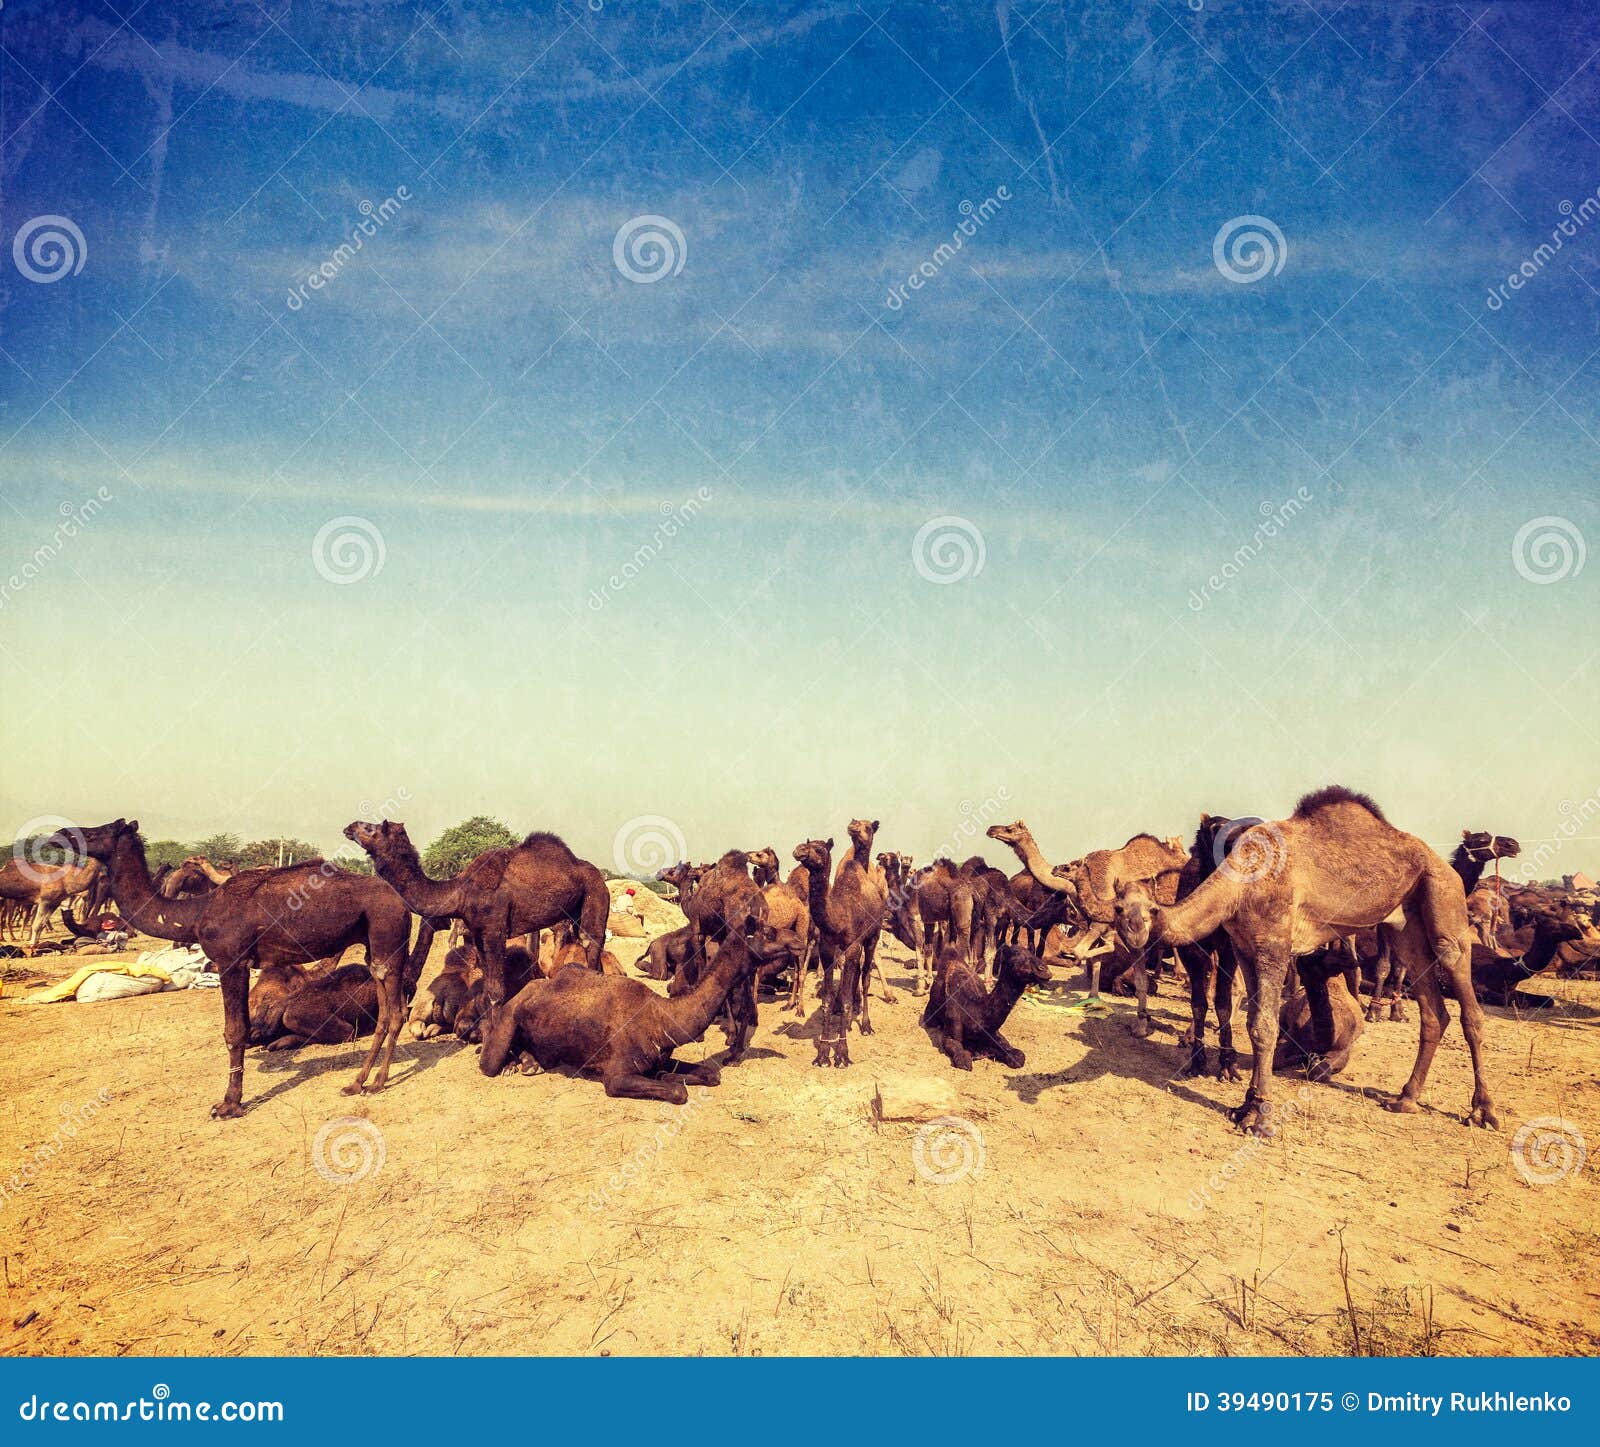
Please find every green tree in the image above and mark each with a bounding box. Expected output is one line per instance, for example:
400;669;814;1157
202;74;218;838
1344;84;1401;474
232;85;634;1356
143;839;193;871
239;836;323;869
191;832;243;865
422;816;518;877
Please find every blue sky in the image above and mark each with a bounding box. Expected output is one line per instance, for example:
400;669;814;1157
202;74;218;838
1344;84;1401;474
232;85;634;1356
2;0;1597;878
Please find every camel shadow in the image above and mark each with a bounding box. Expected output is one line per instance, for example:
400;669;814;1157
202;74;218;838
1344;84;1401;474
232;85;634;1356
248;1032;463;1109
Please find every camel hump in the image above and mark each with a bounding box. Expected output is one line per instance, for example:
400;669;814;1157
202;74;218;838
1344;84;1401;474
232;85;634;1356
520;830;578;858
1293;785;1388;823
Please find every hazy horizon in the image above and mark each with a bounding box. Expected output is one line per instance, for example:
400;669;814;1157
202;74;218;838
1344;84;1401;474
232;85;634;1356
3;1;1598;884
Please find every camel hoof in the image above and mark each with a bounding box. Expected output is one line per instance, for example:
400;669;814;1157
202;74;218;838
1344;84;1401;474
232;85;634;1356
341;1082;365;1096
1466;1103;1500;1130
1306;1057;1334;1085
858;1021;874;1036
1384;1095;1422;1115
1230;1108;1274;1139
1001;1049;1025;1069
1130;1016;1153;1040
1390;1007;1407;1023
1177;1052;1207;1078
210;1101;243;1121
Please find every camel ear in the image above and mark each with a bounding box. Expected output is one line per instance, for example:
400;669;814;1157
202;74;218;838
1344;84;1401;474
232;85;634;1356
872;820;880;832
126;819;138;833
826;837;834;850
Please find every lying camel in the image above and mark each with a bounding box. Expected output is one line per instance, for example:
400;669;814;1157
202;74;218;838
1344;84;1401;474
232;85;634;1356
479;924;781;1101
450;944;540;1043
248;960;380;1050
640;923;696;982
1275;962;1365;1080
921;943;1052;1070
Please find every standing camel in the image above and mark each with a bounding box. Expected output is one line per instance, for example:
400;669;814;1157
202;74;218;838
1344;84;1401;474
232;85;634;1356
792;820;888;1067
0;857;106;956
343;820;608;1016
51;820;429;1117
1112;787;1498;1137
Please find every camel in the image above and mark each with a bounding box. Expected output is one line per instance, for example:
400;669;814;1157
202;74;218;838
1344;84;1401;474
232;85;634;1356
0;857;107;956
1471;897;1591;1006
884;857;971;995
641;924;696;982
343;820;608;1015
793;820;888;1067
55;819;429;1117
749;844;814;999
656;861;705;907
921;943;1052;1070
248;961;383;1050
985;822;1121;985
478;922;782;1101
1275;963;1365;1079
452;943;543;1042
671;850;769;1061
157;856;235;900
1113;787;1498;1137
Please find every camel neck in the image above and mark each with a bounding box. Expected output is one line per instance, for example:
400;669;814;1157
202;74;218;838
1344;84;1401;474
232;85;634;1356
1014;834;1070;895
372;843;460;917
665;937;754;1041
106;833;205;941
802;858;839;935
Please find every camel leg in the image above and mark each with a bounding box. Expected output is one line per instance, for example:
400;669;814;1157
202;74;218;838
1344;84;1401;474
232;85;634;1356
1231;946;1287;1138
1386;926;1447;1116
943;1016;972;1070
857;931;879;1034
603;1071;690;1104
659;1056;721;1086
831;946;860;1067
347;966;405;1095
985;1028;1025;1069
1213;939;1241;1081
1301;969;1337;1083
786;935;811;1014
1179;944;1212;1075
1366;938;1392;1023
25;900;50;957
1443;931;1498;1129
1129;945;1153;1038
210;957;252;1119
1387;950;1409;1022
813;945;838;1067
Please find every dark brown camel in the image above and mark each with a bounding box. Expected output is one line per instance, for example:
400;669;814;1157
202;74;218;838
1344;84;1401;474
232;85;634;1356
921;943;1052;1070
53;820;429;1117
343;820;608;1016
0;857;106;956
672;850;768;1062
1274;963;1365;1079
479;923;781;1100
1113;787;1498;1137
248;961;383;1050
793;820;888;1067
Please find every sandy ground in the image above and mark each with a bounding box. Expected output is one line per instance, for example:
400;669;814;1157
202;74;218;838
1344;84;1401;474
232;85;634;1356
2;925;1597;1358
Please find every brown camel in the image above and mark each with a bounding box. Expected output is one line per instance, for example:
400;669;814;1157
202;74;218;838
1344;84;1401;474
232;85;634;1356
478;923;782;1100
1275;963;1365;1078
343;820;608;1015
921;943;1052;1070
671;849;769;1061
54;820;430;1116
0;857;107;956
749;844;814;1001
248;961;384;1050
793;820;888;1067
1113;786;1498;1137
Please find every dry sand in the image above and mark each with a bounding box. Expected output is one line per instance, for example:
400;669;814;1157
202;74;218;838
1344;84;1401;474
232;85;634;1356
2;927;1596;1357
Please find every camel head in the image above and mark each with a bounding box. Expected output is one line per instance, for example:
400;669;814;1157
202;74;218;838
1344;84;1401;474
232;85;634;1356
342;819;411;859
792;837;834;875
994;943;1054;988
1049;858;1084;890
847;819;880;854
748;847;781;884
49;819;137;861
1460;829;1522;862
985;821;1028;848
1113;880;1156;950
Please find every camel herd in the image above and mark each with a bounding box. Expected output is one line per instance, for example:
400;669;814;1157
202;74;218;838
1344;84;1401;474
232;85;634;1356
7;786;1597;1138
